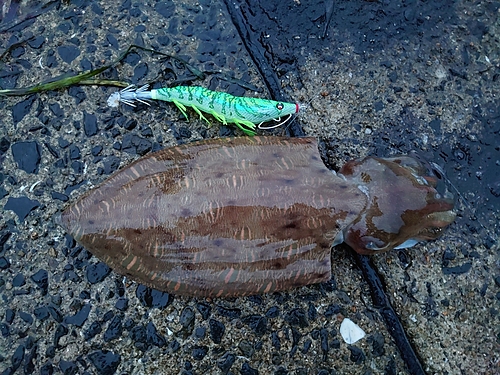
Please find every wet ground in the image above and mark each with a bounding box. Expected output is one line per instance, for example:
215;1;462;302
0;0;499;374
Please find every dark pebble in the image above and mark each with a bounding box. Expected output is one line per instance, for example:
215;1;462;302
240;362;258;375
122;119;137;130
88;350;121;375
12;95;36;125
1;322;10;337
84;321;102;340
83;112;98;136
131;9;142;19
5;309;15;324
442;248;456;263
132;62;148;83
307;302;317;321
129;325;147;346
34;306;49;321
11;46;25;58
68;86;87;104
489;181;500;197
110;127;121;137
80;57;93;70
102;310;114;322
91;145;103;156
135;285;172;309
246;295;263;305
54;324;68;347
58;138;70;148
43;346;55;361
154;2;176;18
40;362;54;375
49;103;64;117
177;306;195;339
170;339;180;353
11;344;25;371
196;302;211;320
238;340;255;358
192;346;208;360
11;140;42;173
140;126;153;137
58;45;80;64
18;311;33;324
182;25;194;37
266;306;280;319
217;352;235;373
209;318;225;344
271;332;281;350
442;262;472;275
5;196;40;221
104;315;123;342
51;192;69;202
106;34;119;49
59;360;78;375
122;318;134;331
135;138;152;155
31;269;48;293
123;52;140;66
172;125;192;141
0;231;11;252
121;134;151;155
65;304;91;327
242;315;268;336
0;257;10;270
324;304;340;318
69;144;81;159
218;125;234;137
0;233;10;256
28;36;45;49
284;308;309;328
103;156;121;175
370;333;385;357
147;321;166;347
115;298;128;311
449;68;468;80
494;276;500;288
86;262;111;284
348;346;366;364
217;306;241;319
157;35;170;46
47;305;63;323
302;338;312;354
194;326;206;339
24;344;37;374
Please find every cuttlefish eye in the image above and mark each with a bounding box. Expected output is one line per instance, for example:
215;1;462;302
276;103;284;111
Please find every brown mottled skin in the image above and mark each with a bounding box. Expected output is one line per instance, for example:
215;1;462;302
58;137;455;297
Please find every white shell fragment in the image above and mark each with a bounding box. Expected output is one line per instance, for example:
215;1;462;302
340;318;366;344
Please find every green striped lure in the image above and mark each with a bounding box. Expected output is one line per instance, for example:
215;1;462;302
107;85;299;135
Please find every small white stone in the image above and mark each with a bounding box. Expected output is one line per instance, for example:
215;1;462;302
340;318;366;344
107;92;121;108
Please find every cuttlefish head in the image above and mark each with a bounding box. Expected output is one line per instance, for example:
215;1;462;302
337;155;456;255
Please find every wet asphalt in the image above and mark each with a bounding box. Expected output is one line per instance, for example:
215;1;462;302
0;1;499;374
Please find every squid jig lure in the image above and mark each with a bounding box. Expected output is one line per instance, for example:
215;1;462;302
107;85;300;135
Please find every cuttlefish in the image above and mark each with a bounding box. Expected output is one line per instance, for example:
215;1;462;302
57;137;455;297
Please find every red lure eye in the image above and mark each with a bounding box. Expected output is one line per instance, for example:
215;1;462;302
276;103;284;110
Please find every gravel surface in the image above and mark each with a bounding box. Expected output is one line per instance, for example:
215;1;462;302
0;1;499;374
